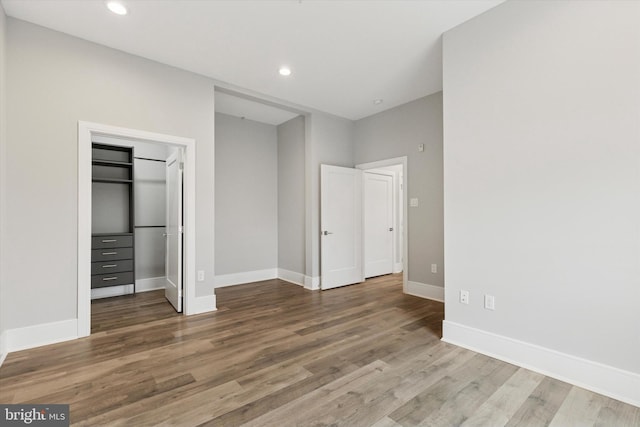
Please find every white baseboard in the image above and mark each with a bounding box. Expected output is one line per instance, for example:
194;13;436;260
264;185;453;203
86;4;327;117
393;262;403;274
91;284;134;299
0;330;7;367
91;277;167;299
442;321;640;407
189;294;217;315
405;281;444;302
5;319;78;353
278;268;305;287
304;275;320;290
137;276;168;292
214;268;278;288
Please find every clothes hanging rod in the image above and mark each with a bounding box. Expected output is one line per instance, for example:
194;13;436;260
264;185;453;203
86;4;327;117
134;225;166;228
134;157;166;163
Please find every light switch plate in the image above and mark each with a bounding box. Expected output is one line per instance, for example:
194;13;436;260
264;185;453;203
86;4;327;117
410;198;419;207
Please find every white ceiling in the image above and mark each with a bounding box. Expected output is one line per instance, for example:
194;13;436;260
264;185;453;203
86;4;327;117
1;0;503;121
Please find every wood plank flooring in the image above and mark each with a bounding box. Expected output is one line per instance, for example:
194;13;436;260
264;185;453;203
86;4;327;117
1;275;638;426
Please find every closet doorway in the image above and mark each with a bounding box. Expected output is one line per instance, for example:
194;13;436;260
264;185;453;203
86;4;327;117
78;122;197;338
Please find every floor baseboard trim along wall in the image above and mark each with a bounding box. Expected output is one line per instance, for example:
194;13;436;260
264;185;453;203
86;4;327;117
304;275;320;290
406;281;444;302
190;295;217;315
136;277;169;292
0;330;7;368
214;268;278;288
5;319;78;353
278;269;305;287
90;277;167;299
442;320;640;407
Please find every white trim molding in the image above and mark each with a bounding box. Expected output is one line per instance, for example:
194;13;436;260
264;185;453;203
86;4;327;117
0;330;7;367
90;277;167;299
91;285;135;300
5;319;78;353
278;269;305;287
136;276;169;292
78;121;205;334
442;321;640;407
393;262;403;274
214;268;278;288
304;275;320;290
191;295;218;315
406;281;444;302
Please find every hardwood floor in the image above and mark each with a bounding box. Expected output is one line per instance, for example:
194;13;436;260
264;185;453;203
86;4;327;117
1;275;638;426
91;289;181;333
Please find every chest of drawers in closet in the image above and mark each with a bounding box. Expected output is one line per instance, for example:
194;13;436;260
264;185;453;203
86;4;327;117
91;234;135;289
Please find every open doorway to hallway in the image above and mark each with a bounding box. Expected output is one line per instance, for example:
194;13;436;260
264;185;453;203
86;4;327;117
358;157;408;290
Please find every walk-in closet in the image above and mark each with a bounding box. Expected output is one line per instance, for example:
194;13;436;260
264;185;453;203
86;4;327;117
90;135;182;325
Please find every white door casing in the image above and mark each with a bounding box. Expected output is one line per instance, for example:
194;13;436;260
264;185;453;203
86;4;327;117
355;157;408;293
165;150;183;312
78;121;199;338
364;172;394;278
320;164;364;290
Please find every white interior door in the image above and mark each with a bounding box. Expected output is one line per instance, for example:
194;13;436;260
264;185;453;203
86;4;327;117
364;172;394;278
165;149;183;312
320;164;363;290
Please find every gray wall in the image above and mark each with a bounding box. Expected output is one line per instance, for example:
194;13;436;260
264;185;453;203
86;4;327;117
443;0;640;373
4;18;216;330
277;116;305;275
0;4;7;347
354;94;444;287
215;113;278;277
306;112;355;281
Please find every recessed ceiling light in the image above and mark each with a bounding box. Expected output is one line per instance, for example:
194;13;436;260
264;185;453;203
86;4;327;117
106;1;128;15
373;99;384;105
279;67;292;77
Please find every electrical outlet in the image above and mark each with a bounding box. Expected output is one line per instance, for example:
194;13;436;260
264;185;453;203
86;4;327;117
197;270;205;281
484;295;495;310
431;264;437;273
418;144;425;152
460;290;469;305
410;198;419;207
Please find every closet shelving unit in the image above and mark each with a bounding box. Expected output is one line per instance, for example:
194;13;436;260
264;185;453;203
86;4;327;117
91;143;136;294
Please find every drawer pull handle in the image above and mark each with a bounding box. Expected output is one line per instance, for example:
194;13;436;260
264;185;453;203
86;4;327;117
102;264;117;268
101;239;117;243
102;277;118;281
102;252;117;255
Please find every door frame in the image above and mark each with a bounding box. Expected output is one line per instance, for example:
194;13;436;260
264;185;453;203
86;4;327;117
77;121;196;337
356;156;408;293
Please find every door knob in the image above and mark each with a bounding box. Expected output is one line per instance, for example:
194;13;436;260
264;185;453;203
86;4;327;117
322;230;333;236
389;227;393;231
